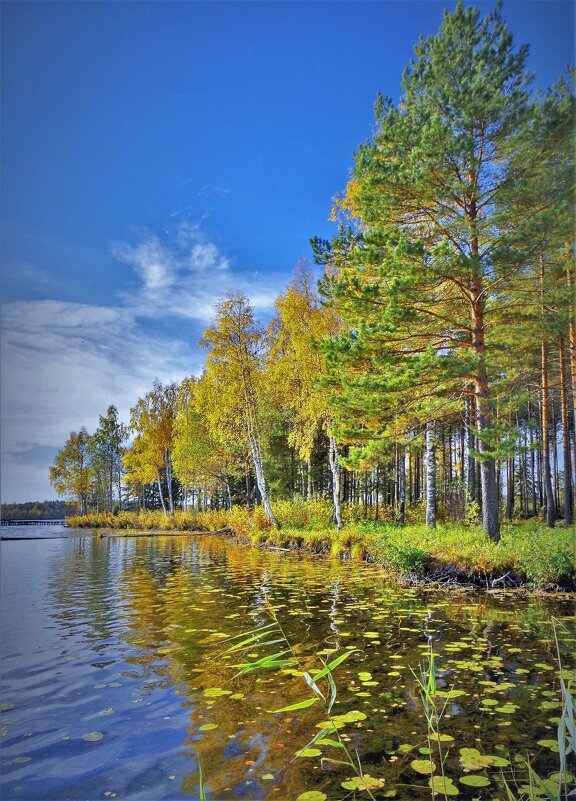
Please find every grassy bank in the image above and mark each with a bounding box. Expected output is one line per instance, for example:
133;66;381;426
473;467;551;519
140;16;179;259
68;501;576;590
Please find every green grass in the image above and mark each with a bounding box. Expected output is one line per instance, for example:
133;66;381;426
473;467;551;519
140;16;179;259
68;500;575;589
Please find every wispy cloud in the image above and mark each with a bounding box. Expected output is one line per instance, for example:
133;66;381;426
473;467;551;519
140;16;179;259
0;299;197;501
1;220;286;501
198;183;230;199
116;221;280;322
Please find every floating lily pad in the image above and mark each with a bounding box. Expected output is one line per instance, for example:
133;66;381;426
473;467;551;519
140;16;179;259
537;739;559;752
459;748;509;770
341;774;385;791
411;759;436;774
203;688;232;698
429;732;454;742
460;775;490;787
335;710;367;724
429;776;459;796
296;792;327;801
82;731;103;742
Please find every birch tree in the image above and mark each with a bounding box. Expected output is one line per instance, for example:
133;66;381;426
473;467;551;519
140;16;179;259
201;293;279;527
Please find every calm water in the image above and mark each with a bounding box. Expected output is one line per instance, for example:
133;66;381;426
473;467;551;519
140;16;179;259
1;529;574;801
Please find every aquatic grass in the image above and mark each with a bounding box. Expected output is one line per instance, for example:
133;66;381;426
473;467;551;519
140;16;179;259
197;756;206;801
219;605;382;800
487;618;576;801
411;646;454;800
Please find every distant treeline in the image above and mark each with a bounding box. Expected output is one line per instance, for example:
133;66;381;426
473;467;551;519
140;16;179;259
0;501;78;521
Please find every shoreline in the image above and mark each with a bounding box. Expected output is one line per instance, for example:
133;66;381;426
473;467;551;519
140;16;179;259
78;522;576;594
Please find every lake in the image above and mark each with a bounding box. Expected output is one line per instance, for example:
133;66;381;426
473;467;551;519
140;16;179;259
1;528;574;800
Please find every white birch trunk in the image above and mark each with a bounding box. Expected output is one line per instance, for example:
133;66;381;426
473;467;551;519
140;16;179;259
397;444;406;525
328;435;343;530
425;420;436;528
247;431;279;527
165;448;174;515
156;470;167;516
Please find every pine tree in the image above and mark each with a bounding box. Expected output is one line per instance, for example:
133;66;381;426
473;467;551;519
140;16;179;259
313;2;565;541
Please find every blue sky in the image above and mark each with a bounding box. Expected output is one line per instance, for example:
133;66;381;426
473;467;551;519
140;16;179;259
1;0;574;502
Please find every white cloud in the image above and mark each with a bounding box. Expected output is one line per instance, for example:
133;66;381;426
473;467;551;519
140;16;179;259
116;222;280;322
0;300;198;502
1;222;286;502
113;237;178;290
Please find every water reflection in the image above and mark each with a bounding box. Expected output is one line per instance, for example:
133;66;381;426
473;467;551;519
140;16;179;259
1;533;574;800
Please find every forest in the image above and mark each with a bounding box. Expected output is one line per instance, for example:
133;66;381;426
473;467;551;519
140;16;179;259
50;4;575;552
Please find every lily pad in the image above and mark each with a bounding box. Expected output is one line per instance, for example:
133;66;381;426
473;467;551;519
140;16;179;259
429;776;459;796
82;731;104;742
537;739;559;752
411;759;436;774
429;732;454;742
296;793;327;801
203;688;232;698
459;748;509;770
341;774;385;791
460;775;490;787
338;710;367;723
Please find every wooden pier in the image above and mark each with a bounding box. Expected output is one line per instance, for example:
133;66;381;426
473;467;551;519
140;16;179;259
0;519;67;526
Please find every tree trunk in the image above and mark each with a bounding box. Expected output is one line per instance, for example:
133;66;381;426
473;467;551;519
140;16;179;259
247;432;279;527
566;262;576;491
466;398;476;503
425;420;436;528
506;456;514;521
528;393;537;517
559;339;573;524
472;303;500;541
328;435;343;530
541;339;555;527
156;470;167;516
397;445;406;525
165;448;174;515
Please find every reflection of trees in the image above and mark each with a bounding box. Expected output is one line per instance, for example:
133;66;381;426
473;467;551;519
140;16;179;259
47;536;124;648
44;532;575;799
